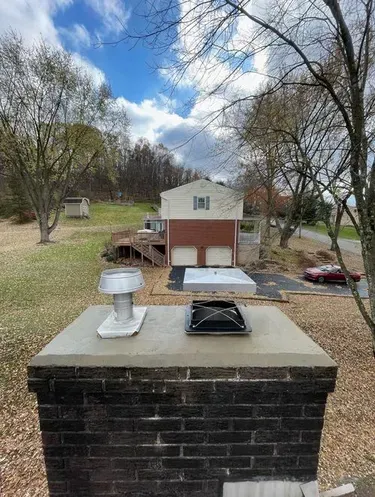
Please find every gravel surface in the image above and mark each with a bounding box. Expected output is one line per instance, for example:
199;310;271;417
0;222;374;496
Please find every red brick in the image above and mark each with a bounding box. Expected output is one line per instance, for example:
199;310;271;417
168;220;236;265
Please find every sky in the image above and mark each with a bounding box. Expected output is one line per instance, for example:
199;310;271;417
0;0;269;178
0;0;217;175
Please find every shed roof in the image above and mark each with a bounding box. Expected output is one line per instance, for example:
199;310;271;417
64;197;90;204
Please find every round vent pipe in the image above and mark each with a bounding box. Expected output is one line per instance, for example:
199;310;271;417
97;268;147;339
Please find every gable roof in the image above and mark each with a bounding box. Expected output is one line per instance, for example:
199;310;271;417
160;179;238;197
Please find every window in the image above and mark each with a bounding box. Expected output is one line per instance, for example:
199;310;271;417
197;197;206;209
193;195;210;210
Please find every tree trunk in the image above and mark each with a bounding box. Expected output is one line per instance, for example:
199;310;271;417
330;207;343;251
39;212;50;243
261;214;272;259
48;206;62;237
279;231;290;249
365;268;375;357
358;231;375;356
329;215;375;356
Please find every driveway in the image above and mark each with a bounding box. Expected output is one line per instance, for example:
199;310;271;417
299;227;362;255
168;267;368;300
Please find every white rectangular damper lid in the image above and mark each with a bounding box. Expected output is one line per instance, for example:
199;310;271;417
183;268;256;293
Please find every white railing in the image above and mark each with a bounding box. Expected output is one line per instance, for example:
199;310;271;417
239;232;261;244
144;213;162;220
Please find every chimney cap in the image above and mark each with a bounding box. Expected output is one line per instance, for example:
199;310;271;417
98;268;145;294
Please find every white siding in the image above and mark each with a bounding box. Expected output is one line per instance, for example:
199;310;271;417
160;180;243;220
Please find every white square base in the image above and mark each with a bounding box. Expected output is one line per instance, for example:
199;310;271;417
97;306;147;339
183;268;256;293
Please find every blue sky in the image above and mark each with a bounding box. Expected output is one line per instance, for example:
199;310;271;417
0;0;212;169
57;0;171;104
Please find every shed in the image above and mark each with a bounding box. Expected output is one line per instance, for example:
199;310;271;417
64;197;90;218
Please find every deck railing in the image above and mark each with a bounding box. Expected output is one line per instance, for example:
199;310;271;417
144;213;162;220
112;229;165;244
111;230;132;244
135;231;165;243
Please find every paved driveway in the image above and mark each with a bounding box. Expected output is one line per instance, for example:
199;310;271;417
249;272;368;299
168;267;368;300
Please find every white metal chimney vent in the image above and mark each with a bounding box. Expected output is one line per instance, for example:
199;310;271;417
97;268;147;338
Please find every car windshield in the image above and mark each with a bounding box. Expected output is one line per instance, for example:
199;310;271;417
317;265;340;272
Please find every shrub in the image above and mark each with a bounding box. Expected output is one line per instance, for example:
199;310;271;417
101;241;117;262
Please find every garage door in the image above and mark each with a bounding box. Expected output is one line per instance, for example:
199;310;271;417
171;246;197;266
206;246;232;266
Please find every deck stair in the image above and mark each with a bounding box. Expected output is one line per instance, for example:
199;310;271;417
112;229;166;266
131;240;165;267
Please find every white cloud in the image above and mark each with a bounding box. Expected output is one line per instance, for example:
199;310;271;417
0;0;106;87
59;23;91;49
116;97;187;142
116;96;234;174
72;53;106;86
84;0;130;36
0;0;70;46
159;0;268;141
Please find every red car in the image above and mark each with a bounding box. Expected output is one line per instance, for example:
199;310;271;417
304;264;361;283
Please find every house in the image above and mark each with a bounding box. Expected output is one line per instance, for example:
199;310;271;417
112;179;260;266
64;197;90;218
245;186;291;216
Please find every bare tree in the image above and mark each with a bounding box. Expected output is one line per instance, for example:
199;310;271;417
247;79;375;335
0;32;129;242
115;138;201;200
238;88;315;250
125;0;375;352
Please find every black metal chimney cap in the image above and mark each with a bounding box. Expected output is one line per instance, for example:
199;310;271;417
185;300;251;335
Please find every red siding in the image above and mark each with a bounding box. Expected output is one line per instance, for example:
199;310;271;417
167;220;236;265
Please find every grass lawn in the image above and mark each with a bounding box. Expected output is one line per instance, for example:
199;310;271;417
58;201;153;228
304;222;360;241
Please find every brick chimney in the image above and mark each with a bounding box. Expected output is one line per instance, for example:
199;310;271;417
28;305;337;497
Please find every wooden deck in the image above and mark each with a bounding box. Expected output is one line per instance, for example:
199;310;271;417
112;229;165;266
112;230;165;246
